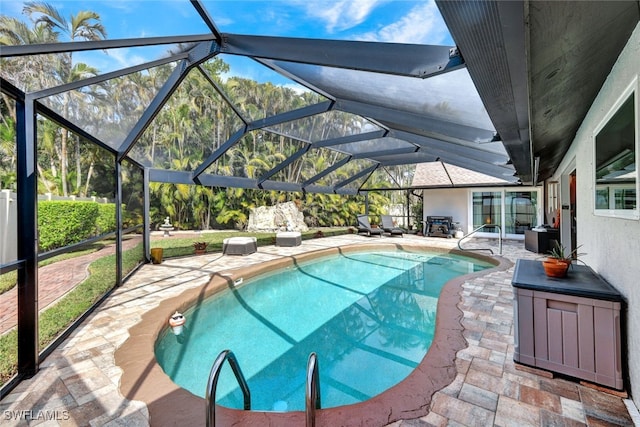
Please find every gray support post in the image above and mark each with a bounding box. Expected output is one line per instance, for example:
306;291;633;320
16;96;38;377
406;190;410;230
115;160;123;285
143;168;151;263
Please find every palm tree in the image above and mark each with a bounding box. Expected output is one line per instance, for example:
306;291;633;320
23;1;106;196
0;15;60;97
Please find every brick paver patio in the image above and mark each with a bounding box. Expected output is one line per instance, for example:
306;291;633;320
1;234;636;426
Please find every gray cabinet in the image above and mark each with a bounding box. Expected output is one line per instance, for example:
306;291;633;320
512;259;624;390
524;229;559;253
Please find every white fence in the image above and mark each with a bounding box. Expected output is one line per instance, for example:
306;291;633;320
0;190;110;265
0;190;17;265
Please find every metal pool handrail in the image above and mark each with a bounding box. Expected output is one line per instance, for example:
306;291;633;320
306;352;321;427
457;224;502;255
206;349;251;427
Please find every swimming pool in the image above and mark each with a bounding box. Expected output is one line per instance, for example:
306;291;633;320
155;249;493;411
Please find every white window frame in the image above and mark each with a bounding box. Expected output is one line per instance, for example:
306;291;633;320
592;77;639;220
467;187;543;239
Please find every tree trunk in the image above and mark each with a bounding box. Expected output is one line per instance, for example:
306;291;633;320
75;136;82;194
84;160;94;197
60;128;69;196
36;163;53;193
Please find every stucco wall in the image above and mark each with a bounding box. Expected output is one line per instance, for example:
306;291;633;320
552;22;640;404
422;188;469;233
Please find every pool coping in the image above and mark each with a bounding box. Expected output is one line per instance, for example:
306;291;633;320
115;243;512;426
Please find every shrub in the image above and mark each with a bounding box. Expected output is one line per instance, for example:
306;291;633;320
95;203;117;235
38;201;99;251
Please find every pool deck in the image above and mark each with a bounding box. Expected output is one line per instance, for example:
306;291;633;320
1;234;637;426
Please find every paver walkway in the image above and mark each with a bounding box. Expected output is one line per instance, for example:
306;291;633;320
1;234;637;426
0;236;142;335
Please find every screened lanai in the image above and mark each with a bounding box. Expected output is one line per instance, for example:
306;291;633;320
2;0;638;403
0;0;512;394
1;3;518;192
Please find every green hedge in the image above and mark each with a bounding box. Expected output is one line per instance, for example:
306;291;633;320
38;201;99;252
95;203;117;235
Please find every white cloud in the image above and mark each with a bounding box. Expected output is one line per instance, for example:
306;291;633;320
357;1;450;44
281;83;310;95
73;48;150;74
302;0;385;33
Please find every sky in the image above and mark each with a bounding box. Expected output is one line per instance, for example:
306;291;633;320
1;0;454;84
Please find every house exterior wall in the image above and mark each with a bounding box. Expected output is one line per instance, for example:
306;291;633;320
421;187;543;237
421;188;468;233
551;22;640;405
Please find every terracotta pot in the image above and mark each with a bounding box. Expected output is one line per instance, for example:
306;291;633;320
542;259;569;278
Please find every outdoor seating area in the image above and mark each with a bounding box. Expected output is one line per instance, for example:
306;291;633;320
356;214;384;237
222;237;258;255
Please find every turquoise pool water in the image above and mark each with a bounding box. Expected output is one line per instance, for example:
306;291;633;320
155;250;492;411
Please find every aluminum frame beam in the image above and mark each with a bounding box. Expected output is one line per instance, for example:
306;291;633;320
436;0;533;183
351;146;418;160
35;102;117;155
17;95;38;377
334;164;378;190
302;156;351;187
190;0;223;44
258;145;311;186
196;65;248;124
28;53;189;100
371;153;440;167
192;126;247;179
223;34;464;78
247;101;333;131
260;181;304;192
388;130;509;166
118;41;219;160
335;99;497;145
304;185;358;195
148;169;194;184
0;34;216;57
312;130;388;148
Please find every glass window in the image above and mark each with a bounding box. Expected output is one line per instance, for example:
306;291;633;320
472;191;501;233
594;84;638;218
505;191;538;235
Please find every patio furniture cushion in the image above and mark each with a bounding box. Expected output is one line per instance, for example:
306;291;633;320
223;237;257;255
276;231;302;247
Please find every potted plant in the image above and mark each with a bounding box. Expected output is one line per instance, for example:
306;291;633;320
542;242;584;278
193;241;208;255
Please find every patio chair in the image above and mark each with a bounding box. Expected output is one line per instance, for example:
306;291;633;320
357;214;383;237
381;215;404;237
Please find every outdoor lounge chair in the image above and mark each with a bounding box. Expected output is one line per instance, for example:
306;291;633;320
357;214;383;237
381;215;404;237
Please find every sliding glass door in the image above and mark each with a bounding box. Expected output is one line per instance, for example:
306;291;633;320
470;188;541;238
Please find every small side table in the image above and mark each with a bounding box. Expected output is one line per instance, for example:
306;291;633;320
222;237;257;255
276;231;301;247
